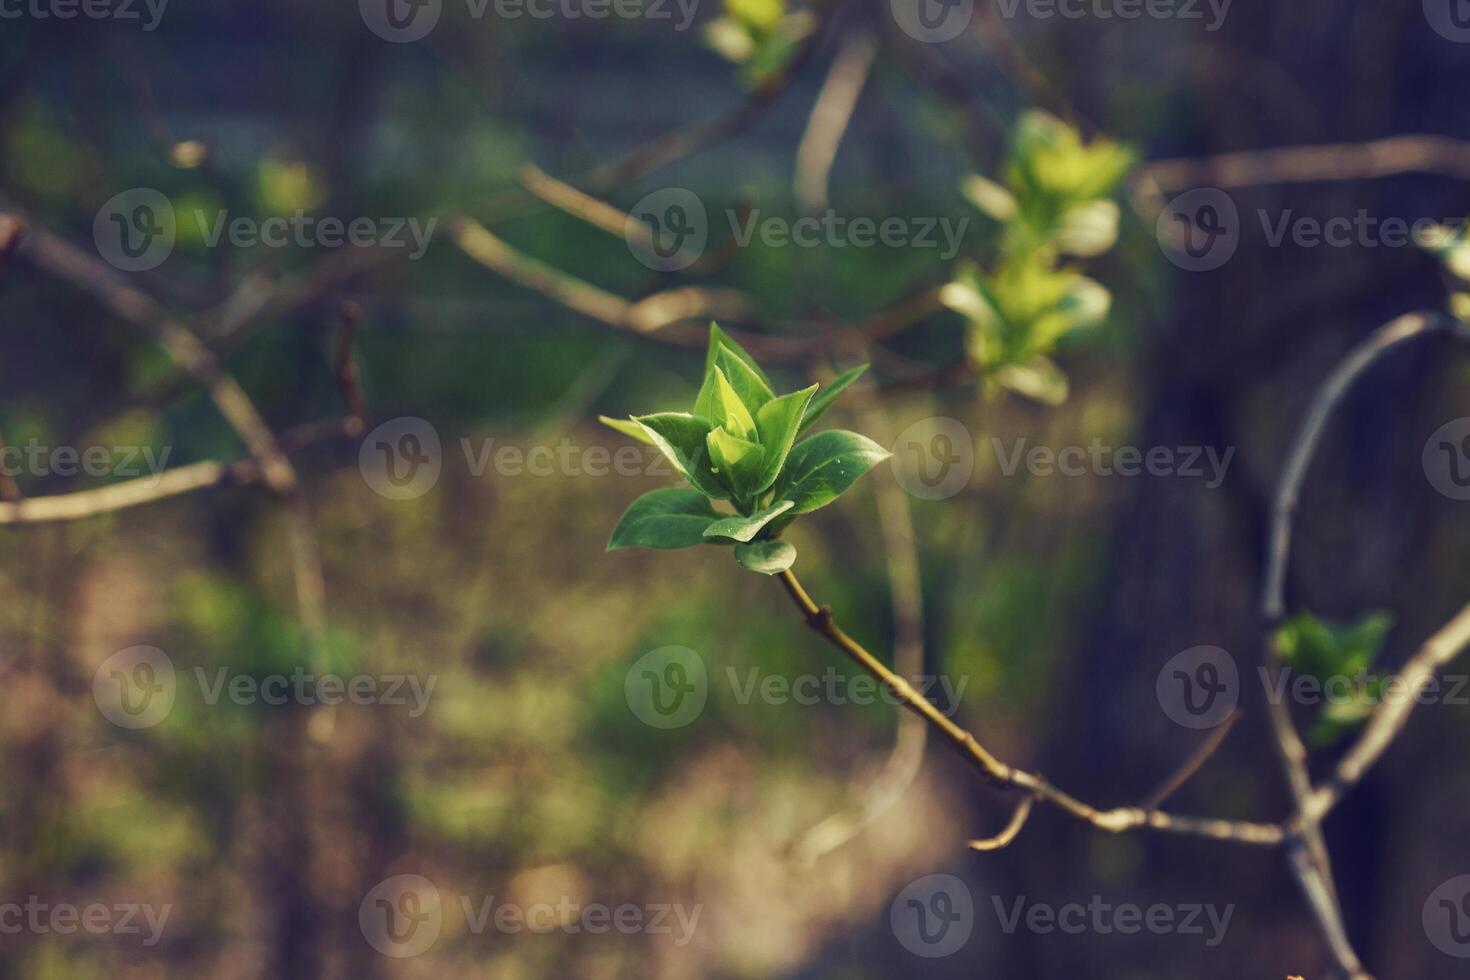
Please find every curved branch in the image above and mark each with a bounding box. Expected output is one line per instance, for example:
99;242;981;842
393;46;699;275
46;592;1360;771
775;569;1285;847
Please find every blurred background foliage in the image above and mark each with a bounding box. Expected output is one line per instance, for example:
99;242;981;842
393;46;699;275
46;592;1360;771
2;1;1470;978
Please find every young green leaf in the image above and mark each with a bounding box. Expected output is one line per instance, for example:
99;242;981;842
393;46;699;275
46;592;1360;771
608;489;723;551
705;322;773;389
710;366;759;439
752;383;817;493
714;346;775;412
599;415;655;445
702;499;794;542
706;426;766;499
634;413;727;499
798;364;868;435
733;538;797;574
772;430;891;514
1276;611;1394;682
994;355;1069;406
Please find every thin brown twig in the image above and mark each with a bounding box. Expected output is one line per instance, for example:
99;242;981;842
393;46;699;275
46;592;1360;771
335;301;368;435
1139;134;1470;191
969;793;1037;852
794;33;876;214
13;219;331;668
775;568;1285;847
1302;600;1470;826
792;365;929;864
1139;708;1242;812
1260;310;1467;979
0;419;355;526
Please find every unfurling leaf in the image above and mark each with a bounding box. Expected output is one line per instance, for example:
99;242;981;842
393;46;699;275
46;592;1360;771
703;499;794;543
706;426;766;499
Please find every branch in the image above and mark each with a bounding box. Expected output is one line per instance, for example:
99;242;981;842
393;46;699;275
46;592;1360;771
1139;134;1470;191
0;420;354;526
1259;309;1467;978
794;33;876;214
1302;600;1470;825
775;569;1285;847
792;367;929;864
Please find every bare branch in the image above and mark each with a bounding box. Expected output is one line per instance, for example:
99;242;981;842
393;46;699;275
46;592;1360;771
1140;134;1470;191
969;794;1036;852
1139;708;1242;812
795;33;876;214
775;569;1284;847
